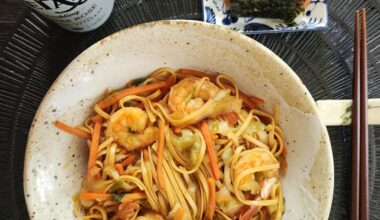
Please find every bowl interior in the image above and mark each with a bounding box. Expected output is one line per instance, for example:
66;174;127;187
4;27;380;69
24;20;333;219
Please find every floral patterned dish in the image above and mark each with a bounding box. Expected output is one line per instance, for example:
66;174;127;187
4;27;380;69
203;0;328;34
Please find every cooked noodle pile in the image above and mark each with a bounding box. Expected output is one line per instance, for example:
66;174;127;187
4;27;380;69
55;67;288;220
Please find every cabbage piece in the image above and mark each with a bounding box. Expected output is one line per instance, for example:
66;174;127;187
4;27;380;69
222;147;233;163
222;147;234;191
257;130;269;145
260;177;277;199
209;120;230;136
104;166;120;180
170;129;201;166
244;120;266;135
244;120;269;145
216;186;244;217
210;96;242;117
171;129;196;149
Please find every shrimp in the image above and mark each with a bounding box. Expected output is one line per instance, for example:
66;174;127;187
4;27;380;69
168;77;220;113
168;77;242;119
106;107;158;151
233;148;279;193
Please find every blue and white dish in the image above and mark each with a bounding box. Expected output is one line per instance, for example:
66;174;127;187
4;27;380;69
203;0;328;34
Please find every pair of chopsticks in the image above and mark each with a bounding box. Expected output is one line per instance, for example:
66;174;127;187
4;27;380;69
351;9;368;220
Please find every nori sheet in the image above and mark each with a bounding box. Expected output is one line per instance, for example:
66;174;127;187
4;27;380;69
229;0;308;22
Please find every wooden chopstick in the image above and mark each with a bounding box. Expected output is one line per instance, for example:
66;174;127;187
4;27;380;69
351;10;360;220
359;8;369;220
351;9;368;220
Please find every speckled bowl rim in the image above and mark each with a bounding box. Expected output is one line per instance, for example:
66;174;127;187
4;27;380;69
23;20;334;219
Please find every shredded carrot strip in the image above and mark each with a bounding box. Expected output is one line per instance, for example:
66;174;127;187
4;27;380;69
131;188;143;193
97;81;166;109
237;92;258;109
173;127;182;134
135;102;145;110
230;111;240;125
121;154;137;167
222;111;239;126
157;120;165;189
259;180;264;188
103;89;110;97
118;148;127;155
220;115;229;125
200;121;220;180
222;83;263;109
282;145;289;156
115;163;124;175
152;75;177;102
206;178;216;220
177;68;217;81
262;207;269;218
90;115;103;123
120;192;146;202
166;74;176;86
142;148;149;161
174;207;185;220
79;193;111;201
54;120;91;139
87;120;102;181
211;134;218;140
111;102;119;111
279;155;288;173
250;95;264;106
161;74;176;94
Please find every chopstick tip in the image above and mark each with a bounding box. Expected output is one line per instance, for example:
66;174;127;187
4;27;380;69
355;10;359;21
362;8;366;18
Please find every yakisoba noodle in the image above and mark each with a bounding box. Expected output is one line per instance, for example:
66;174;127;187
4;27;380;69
55;67;288;220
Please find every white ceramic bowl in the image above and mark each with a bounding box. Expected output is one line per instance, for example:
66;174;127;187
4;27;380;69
24;20;334;219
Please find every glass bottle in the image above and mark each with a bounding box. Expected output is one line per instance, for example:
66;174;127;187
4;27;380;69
23;0;115;32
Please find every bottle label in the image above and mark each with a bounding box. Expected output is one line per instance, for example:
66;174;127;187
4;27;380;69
24;0;114;32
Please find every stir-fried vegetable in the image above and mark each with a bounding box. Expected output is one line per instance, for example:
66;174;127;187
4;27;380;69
216;187;244;216
171;129;197;149
170;128;202;167
87;120;103;181
54;120;91;139
97;81;167;109
200;121;221;180
58;68;286;220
